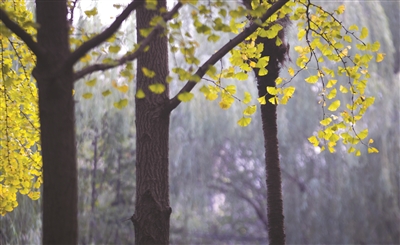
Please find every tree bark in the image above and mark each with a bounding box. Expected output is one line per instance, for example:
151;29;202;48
33;0;78;244
132;1;172;244
255;31;288;244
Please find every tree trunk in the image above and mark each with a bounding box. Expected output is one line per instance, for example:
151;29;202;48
132;1;171;244
34;0;78;244
255;31;288;244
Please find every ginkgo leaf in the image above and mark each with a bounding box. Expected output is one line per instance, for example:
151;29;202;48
109;45;121;53
368;147;379;153
85;78;96;87
113;99;128;109
320;117;332;126
328;100;340;111
116;84;129;93
102;90;111;97
178;92;194;102
142;67;156;78
225;85;236;95
305;75;319;84
136;89;145;99
243;105;256;116
82;93;93;99
360;27;368;39
358;129;368;140
308;136;319;147
258;96;266;105
243;92;251;104
237;117;251;127
376;53;385;62
148;83;165;94
266;86;277;95
84;7;98;17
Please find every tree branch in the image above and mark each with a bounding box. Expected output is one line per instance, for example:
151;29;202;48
167;0;290;112
0;8;44;58
64;0;143;71
73;2;183;82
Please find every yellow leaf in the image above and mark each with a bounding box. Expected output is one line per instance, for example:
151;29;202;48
116;84;129;93
177;92;194;102
142;67;156;78
305;75;319;84
85;78;97;87
82;93;93;99
266;86;277;95
360;27;368;39
328;100;340;111
113;99;128;109
243;92;251;104
148;83;165;94
358;129;368;140
308;135;319;147
225;85;236;95
243;105;256;116
368;147;379;153
288;67;295;76
376;53;385;62
258;96;266;105
320;117;332;126
237;117;251;127
102;90;112;97
136;89;145;99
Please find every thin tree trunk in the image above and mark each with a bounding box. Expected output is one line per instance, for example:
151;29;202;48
132;1;171;244
34;0;78;244
255;30;288;244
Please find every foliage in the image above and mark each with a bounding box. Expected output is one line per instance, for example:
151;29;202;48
0;0;41;216
0;0;383;216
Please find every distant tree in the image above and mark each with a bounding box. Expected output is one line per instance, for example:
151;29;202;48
1;0;383;244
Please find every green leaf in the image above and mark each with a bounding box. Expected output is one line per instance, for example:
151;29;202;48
148;83;165;94
113;99;128;109
237;117;251;127
177;92;194;102
82;93;93;99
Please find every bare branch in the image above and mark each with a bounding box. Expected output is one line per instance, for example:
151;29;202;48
167;0;290;112
0;8;44;58
73;2;183;82
64;0;143;71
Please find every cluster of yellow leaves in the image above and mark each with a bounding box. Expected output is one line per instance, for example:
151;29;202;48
0;0;42;215
291;2;381;154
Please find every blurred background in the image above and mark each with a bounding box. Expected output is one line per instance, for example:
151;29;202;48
1;0;399;244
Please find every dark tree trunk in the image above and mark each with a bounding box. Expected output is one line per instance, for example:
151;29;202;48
33;0;78;244
255;29;288;244
132;1;171;244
